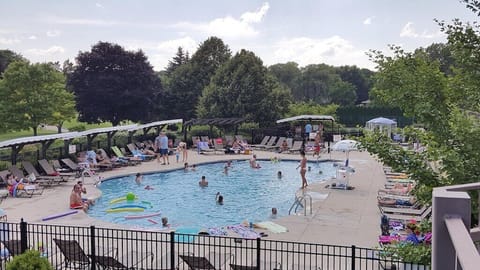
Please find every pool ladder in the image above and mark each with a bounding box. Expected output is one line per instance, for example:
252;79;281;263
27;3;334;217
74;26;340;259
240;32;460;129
288;193;313;216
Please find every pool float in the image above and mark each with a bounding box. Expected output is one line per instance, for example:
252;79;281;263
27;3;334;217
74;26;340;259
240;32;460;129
124;211;162;219
111;204;147;210
42;210;78;221
110;192;137;204
148;219;158;224
106;207;144;213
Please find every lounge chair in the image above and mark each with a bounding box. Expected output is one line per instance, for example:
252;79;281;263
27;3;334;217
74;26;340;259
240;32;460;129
38;159;76;180
60;158;96;178
214;138;226;154
198;141;215;154
94;251;154;270
379;204;428;216
97;149;126;168
54;238;117;269
21;161;65;186
288;141;304;153
7;166;44;197
111;146;142;165
258;136;277;150
251;136;270;149
264;136;286;151
126;144;155;160
384;206;432;223
1;240;24;259
180;252;232;270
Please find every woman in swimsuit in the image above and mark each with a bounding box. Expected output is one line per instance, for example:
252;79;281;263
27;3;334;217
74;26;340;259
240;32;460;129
297;150;308;189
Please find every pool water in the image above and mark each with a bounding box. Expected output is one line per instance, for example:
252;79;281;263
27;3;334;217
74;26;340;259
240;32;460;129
89;160;336;229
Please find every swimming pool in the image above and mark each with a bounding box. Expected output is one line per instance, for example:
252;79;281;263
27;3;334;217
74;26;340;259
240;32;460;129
89;160;336;230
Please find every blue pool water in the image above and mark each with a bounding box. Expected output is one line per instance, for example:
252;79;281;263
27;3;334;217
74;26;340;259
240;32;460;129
89;160;336;229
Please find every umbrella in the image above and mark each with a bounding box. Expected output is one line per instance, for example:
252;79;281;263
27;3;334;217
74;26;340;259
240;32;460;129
331;139;359;166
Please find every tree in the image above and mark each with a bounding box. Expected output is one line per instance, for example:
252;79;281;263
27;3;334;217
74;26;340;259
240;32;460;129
0;49;26;78
197;49;291;127
268;62;301;93
0;61;76;135
165;47;189;76
336;65;374;104
164;37;231;119
414;43;456;76
67;42;163;125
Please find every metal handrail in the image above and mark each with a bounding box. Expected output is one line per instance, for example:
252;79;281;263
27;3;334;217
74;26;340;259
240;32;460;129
289;194;313;216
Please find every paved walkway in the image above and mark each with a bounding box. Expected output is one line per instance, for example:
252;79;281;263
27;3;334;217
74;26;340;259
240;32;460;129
2;149;385;248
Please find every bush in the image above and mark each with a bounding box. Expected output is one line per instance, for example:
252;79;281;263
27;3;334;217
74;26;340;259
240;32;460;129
68;124;87;132
6;250;53;270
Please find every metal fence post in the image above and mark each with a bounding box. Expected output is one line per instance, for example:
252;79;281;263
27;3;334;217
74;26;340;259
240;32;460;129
90;226;96;270
19;219;27;253
256;238;261;270
351;245;356;270
170;231;175;270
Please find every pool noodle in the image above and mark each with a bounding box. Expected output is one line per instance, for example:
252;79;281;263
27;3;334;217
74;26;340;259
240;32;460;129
124;211;162;219
111;204;147;210
147;219;158;224
106;208;144;213
42;210;78;221
110;197;138;204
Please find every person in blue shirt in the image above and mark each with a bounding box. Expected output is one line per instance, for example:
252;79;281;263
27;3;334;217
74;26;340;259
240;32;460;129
405;223;420;244
305;123;312;140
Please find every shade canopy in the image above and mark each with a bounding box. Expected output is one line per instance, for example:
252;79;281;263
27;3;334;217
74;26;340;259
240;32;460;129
365;117;397;137
276;115;335;124
366;117;397;125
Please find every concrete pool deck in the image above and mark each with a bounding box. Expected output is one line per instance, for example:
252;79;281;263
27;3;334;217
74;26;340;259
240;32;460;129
2;149;385;248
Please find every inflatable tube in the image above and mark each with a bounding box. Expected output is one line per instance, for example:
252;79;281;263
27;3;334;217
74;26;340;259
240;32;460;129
42;210;78;221
124;211;162;220
148;219;158;224
111;204;147;210
106;208;144;213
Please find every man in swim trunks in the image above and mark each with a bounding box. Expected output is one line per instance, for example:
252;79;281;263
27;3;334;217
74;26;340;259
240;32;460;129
70;184;88;212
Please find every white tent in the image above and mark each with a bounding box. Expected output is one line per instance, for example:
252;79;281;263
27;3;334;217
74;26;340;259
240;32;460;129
365;117;397;137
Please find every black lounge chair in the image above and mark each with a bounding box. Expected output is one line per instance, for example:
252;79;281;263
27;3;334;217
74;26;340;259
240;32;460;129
1;240;23;258
180;252;232;270
94;251;154;270
53;238;91;269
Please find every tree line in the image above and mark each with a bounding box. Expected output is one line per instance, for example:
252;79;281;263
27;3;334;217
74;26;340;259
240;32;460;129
0;36;376;135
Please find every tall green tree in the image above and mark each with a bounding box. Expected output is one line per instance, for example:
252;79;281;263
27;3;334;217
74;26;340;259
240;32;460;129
165;37;231;119
268;62;301;93
336;65;374;104
197;49;291;127
0;61;76;135
165;47;189;76
68;42;163;125
0;50;26;78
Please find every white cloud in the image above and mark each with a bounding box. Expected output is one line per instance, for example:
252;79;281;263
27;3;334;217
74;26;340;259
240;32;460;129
267;36;375;69
25;46;65;56
50;17;121;26
172;2;269;39
46;30;61;37
28;35;37;40
363;17;374;25
240;2;270;23
0;37;21;45
400;22;442;39
95;3;103;8
123;37;198;71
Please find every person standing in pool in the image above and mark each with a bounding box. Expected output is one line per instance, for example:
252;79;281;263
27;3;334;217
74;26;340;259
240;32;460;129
216;192;224;205
297;150;308;189
135;173;143;185
199;176;208;187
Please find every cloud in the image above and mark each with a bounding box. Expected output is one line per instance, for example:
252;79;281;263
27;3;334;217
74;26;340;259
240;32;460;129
25;46;65;56
363;17;374;25
50;17;121;26
95;3;103;8
240;2;270;23
123;36;198;71
46;30;61;37
267;36;375;69
172;2;269;39
28;35;37;40
400;22;442;39
0;37;21;45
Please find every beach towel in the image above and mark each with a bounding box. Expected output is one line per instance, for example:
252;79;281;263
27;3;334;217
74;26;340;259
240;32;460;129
255;221;288;233
208;227;228;236
227;224;261;239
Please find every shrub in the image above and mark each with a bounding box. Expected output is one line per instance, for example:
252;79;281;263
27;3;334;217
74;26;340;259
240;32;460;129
6;250;53;270
68;124;87;132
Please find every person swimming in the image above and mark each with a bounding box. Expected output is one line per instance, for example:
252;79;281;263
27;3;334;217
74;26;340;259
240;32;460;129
135;173;143;185
277;171;282;179
216;192;224;205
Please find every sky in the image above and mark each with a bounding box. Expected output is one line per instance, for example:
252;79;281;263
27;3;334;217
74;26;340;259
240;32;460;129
0;0;478;71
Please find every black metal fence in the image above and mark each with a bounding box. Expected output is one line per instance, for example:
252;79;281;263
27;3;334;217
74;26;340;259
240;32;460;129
0;220;427;270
